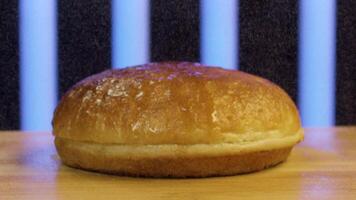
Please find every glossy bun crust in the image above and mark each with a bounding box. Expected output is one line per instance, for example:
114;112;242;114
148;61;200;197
53;62;303;177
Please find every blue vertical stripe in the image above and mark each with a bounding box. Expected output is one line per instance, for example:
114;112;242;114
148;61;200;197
201;0;238;70
299;0;336;127
20;0;57;131
112;0;150;68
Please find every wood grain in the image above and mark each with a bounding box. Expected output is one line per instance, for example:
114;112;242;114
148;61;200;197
1;128;356;199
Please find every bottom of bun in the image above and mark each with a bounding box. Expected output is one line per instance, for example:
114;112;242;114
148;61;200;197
54;135;300;178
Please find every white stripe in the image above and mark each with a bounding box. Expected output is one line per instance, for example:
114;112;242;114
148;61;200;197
201;0;238;70
20;0;57;131
112;0;150;68
299;0;336;127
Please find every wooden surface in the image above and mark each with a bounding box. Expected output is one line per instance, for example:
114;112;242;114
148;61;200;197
1;128;356;200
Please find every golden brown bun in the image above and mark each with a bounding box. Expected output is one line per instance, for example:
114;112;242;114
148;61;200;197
55;137;293;177
53;62;303;177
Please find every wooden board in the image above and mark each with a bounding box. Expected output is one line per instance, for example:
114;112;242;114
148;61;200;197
1;128;356;199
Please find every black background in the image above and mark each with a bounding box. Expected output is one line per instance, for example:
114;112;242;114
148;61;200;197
1;0;355;129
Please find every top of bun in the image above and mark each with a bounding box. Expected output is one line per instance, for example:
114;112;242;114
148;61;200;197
52;62;302;145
